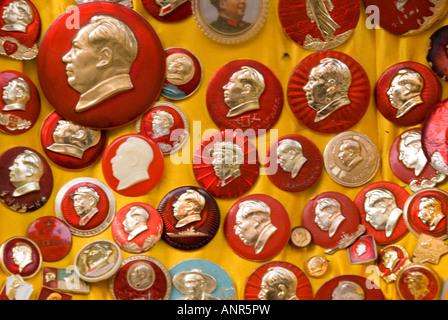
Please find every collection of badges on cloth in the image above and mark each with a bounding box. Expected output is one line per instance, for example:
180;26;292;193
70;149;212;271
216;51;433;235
2;0;448;301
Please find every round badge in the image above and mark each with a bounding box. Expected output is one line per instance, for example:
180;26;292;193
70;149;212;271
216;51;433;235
302;191;360;249
278;0;360;51
305;255;328;278
244;261;313;300
363;0;448;36
396;263;441;300
102;134;164;197
26;216;72;262
403;188;448;239
0;237;41;279
0;70;40;135
206;60;283;137
157;186;220;250
323;131;380;187
427;26;448;81
109;255;171;300
75;239;122;283
193;130;260;198
0;0;40;60
136;101;189;156
142;0;192;23
37;2;166;129
390;128;445;192
288;50;371;134
41;111;107;170
192;0;269;44
314;274;385;300
265;134;322;192
377;244;410;284
347;235;377;265
354;182;410;245
111;202;163;253
0;146;53;213
289;226;312;248
162;47;202;100
169;259;237;300
375;62;441;126
422;98;448;176
55;177;116;237
224;194;291;261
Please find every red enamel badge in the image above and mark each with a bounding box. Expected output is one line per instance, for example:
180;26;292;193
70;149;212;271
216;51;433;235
0;236;41;279
141;0;192;23
314;274;385;300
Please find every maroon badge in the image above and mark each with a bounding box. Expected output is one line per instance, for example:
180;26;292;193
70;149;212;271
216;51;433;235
390;128;445;191
137;101;189;156
0;70;40;135
0;0;40;60
364;0;448;36
224;194;291;261
422;98;448;176
302;191;361;249
141;0;192;23
38;288;72;300
102;134;164;197
193;130;259;198
244;261;313;300
110;255;172;300
206;60;283;136
396;263;441;300
0;236;41;279
55;177;116;237
278;0;360;50
157;186;220;250
37;2;166;129
111;202;163;253
0;146;53;213
347;235;377;265
354;182;409;245
375;62;441;126
41;111;107;170
162;47;202;100
288;50;371;134
26;216;72;262
314;274;385;300
265;134;322;192
403;188;448;239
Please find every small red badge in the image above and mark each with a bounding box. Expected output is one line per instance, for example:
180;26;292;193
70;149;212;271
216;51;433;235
141;0;192;23
0;236;41;279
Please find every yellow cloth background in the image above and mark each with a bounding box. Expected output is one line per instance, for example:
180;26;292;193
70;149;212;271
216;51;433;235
0;0;447;300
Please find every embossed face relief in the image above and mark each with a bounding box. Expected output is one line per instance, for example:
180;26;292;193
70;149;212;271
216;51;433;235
306;0;340;41
1;0;34;33
126;262;155;291
277;139;307;178
418;196;445;231
122;206;149;238
331;281;365;300
363;188;401;235
258;267;298;300
387;69;424;118
12;242;33;273
404;271;430;300
314;197;345;237
2;77;30;111
166;53;195;85
84;242;113;271
399;130;427;176
210;142;243;182
172;189;205;228
337;139;362;169
70;186;99;226
8;150;44;197
151;110;174;139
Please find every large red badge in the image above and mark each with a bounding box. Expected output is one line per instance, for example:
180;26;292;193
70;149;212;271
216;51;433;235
0;70;40;135
102;134;164;197
157;186;220;251
0;146;53;213
244;261;313;300
354;182;409;245
224;194;291;261
396;263;441;300
314;274;385;300
288;50;371;134
0;0;40;60
265;134;322;192
278;0;360;50
206;60;283;137
37;2;166;129
111;202;163;253
193;130;259;198
375;62;441;126
41;111;107;170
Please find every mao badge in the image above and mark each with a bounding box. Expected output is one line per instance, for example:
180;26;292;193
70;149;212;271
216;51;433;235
142;0;192;23
0;70;40;135
288;51;371;134
0;146;53;213
315;275;385;300
207;60;283;136
278;0;360;50
37;2;166;129
224;194;291;261
0;0;40;60
396;263;441;300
